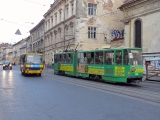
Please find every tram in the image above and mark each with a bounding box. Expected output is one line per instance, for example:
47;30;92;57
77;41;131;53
20;52;44;76
53;48;143;83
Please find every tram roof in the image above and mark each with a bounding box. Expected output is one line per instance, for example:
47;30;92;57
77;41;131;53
54;47;142;54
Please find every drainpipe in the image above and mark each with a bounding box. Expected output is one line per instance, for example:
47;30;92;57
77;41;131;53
123;7;131;47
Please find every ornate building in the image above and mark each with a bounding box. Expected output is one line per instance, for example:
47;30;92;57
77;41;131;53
44;0;125;64
119;0;160;53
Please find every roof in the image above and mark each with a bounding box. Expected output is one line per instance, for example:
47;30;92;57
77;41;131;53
0;43;9;47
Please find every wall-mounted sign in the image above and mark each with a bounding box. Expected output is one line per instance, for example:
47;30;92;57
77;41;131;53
110;30;124;40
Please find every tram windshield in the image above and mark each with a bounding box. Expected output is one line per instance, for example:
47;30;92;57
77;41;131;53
26;55;42;64
129;50;142;65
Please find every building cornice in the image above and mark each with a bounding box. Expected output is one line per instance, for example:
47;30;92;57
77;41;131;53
29;19;44;33
119;0;160;23
43;0;64;18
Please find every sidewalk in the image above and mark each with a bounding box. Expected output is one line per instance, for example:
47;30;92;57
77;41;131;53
143;76;160;82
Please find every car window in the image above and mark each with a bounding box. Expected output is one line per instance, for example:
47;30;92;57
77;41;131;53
4;61;10;64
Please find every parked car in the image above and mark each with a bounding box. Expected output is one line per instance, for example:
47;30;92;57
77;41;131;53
3;61;12;70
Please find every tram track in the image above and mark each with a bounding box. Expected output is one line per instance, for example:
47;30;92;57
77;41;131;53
43;72;160;105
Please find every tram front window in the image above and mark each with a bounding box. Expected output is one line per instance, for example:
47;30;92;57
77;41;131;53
27;55;42;64
129;50;142;65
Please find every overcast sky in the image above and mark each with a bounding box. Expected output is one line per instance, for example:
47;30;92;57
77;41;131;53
0;0;55;44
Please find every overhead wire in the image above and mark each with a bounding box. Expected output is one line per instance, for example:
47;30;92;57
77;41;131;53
0;0;54;28
23;0;49;6
0;18;32;28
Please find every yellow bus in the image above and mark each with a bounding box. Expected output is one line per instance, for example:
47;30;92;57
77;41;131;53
20;53;44;76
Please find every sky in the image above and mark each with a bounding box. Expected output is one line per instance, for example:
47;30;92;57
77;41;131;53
0;0;55;44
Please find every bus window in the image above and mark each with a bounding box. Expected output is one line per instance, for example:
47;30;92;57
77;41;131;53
116;50;122;65
124;49;129;65
95;51;103;64
105;51;114;65
20;55;25;64
87;52;94;64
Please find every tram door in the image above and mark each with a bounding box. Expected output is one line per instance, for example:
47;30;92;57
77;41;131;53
115;50;122;65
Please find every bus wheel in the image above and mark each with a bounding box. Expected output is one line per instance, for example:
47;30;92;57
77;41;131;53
38;73;41;76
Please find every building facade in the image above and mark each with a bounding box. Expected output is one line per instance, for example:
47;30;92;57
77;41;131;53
43;0;125;64
119;0;160;53
3;46;13;62
26;36;31;53
0;43;9;61
12;40;24;64
29;19;45;61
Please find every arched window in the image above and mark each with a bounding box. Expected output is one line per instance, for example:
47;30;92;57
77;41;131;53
135;20;142;48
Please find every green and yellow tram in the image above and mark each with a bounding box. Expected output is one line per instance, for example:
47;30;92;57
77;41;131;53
54;48;143;83
20;53;44;76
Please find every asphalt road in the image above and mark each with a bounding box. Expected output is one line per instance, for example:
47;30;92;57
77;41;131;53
0;66;160;120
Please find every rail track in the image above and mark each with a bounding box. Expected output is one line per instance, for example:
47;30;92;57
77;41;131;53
43;72;160;106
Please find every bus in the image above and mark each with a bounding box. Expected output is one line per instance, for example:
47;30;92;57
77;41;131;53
53;48;143;83
20;53;44;76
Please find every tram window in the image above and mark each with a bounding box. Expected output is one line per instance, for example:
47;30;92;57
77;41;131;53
95;52;103;64
59;55;62;62
87;52;94;64
116;50;122;65
61;54;66;63
57;55;60;62
124;49;129;65
77;52;87;67
105;51;114;65
67;54;72;63
54;55;57;62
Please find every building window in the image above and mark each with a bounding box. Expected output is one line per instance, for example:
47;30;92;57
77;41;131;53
88;3;97;16
59;11;61;22
65;27;68;35
88;27;96;39
135;20;142;48
54;33;57;41
55;14;57;24
71;26;73;34
51;17;53;27
45;22;47;31
59;30;61;40
71;3;74;15
66;7;68;19
48;20;50;29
